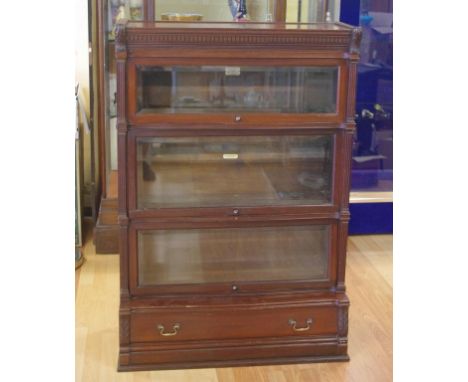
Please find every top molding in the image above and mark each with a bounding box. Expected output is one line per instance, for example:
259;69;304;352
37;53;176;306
115;20;361;55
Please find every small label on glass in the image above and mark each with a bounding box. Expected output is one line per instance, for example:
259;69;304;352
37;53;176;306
225;67;241;76
223;153;239;160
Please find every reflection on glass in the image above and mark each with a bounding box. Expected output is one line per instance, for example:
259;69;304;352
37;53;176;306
286;0;335;23
129;0;144;20
108;0;144;40
155;0;276;22
137;135;333;208
138;225;329;285
137;66;338;114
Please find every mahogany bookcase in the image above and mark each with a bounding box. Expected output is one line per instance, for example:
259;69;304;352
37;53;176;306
115;19;361;370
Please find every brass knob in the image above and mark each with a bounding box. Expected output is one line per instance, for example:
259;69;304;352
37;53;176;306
232;285;238;291
232;209;240;216
235;115;242;122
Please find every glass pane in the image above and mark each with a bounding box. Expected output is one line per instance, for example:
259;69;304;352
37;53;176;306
137;135;333;208
108;0;144;37
155;0;276;22
136;66;338;115
138;225;329;286
283;0;342;23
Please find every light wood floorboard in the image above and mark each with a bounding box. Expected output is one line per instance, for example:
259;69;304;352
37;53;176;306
76;225;392;382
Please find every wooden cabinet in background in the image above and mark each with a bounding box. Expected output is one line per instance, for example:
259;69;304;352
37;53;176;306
115;20;361;370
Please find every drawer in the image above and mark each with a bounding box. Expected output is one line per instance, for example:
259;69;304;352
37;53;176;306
130;304;338;343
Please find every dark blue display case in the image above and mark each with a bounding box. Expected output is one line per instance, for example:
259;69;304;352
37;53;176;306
340;0;393;234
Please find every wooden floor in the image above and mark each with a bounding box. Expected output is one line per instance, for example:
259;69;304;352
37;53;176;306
76;224;392;382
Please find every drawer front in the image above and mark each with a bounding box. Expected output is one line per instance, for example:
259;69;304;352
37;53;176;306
130;304;338;343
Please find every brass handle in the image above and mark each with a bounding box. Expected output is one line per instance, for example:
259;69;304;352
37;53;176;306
289;318;313;332
157;323;180;337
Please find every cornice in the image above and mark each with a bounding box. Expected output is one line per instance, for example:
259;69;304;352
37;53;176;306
125;29;353;51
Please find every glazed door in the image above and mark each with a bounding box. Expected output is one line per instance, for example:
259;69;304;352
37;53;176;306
136;65;338;114
136;134;333;209
127;60;347;124
129;219;338;295
126;129;343;217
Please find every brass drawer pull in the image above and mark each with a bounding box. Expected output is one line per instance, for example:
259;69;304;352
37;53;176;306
157;323;180;337
289;318;313;332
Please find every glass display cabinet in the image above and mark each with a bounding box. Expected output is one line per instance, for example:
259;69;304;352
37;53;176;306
94;0;344;253
340;0;392;234
115;20;360;370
